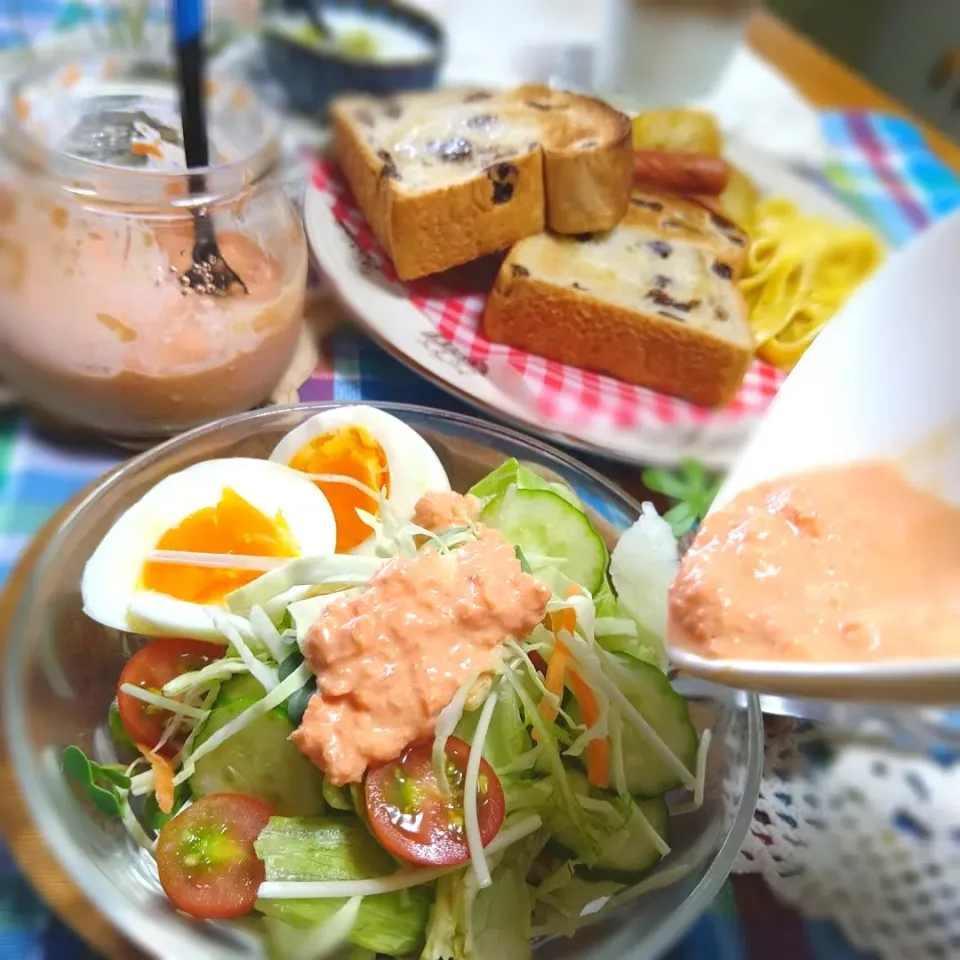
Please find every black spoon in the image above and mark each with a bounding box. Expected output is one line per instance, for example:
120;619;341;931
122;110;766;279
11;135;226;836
172;0;246;296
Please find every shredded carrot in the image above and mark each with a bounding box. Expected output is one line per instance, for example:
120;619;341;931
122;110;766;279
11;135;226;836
136;743;175;814
568;671;610;789
539;641;570;727
537;585;580;732
549;605;577;637
546;585;608;787
131;140;163;159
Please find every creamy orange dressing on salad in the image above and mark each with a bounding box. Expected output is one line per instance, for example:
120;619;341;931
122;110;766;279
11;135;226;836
412;490;482;531
668;461;960;663
292;512;550;784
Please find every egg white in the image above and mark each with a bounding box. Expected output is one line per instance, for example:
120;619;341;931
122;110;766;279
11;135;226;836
269;405;451;554
81;458;337;640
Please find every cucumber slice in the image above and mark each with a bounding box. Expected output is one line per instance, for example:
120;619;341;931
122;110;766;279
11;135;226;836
480;487;608;595
215;673;268;705
591;796;668;876
609;655;697;797
190;698;325;816
547;775;668;875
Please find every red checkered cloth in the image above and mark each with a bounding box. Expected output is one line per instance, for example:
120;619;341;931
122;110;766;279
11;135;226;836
313;161;784;432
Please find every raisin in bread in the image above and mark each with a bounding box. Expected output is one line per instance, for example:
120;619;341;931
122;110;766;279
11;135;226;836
482;188;754;407
331;86;633;280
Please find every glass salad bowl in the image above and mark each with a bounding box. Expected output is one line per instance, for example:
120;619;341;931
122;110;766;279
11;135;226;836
3;403;762;960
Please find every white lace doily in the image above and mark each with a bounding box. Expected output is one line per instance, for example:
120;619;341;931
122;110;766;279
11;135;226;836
734;719;960;960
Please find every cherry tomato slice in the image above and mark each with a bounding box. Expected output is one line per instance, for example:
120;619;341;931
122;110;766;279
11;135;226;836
364;736;505;868
117;638;220;756
156;793;272;919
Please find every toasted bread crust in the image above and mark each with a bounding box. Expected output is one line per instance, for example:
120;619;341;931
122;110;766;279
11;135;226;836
483;271;753;408
333;108;392;251
331;87;633;280
543;116;633;234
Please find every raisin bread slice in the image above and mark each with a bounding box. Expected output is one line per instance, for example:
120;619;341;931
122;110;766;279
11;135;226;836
331;86;633;280
482;188;754;408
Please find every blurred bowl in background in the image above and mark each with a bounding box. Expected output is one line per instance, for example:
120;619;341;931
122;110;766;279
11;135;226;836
262;0;444;116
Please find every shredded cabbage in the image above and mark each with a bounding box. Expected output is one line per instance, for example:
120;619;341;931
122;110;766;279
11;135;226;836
152;684;211;755
208;608;279;693
129;682;221;797
118;684;208;720
355;489;418;557
225;555;382;615
545;594;596;643
171;664;313;786
633;805;671;857
563;679;609;760
500;668;592;854
694;729;711;808
301;471;381;500
145;549;290;571
496;746;541;777
464;691;499;888
671;729;712;815
161;659;248;698
263;584;314;621
504;640;583;733
433;673;477;796
559;631;696;790
120;797;157;853
248;605;287;662
608;707;628;797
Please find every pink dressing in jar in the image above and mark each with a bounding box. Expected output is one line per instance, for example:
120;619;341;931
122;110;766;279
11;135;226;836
0;56;307;441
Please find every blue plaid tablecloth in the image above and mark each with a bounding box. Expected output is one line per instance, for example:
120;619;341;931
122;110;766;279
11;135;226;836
1;6;960;960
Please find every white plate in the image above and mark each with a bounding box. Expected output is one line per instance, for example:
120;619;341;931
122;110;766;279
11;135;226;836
304;138;866;468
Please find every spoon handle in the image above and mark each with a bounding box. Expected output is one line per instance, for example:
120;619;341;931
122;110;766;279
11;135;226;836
172;0;209;172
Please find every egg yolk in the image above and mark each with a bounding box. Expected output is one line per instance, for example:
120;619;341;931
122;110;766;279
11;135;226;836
141;487;298;604
289;426;389;553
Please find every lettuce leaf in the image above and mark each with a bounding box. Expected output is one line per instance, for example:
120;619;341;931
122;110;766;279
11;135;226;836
468;458;580;509
455;682;531;774
264;897;362;960
592;579;662;666
421;834;545;960
261;890;432;958
532;876;624;938
255;817;431;956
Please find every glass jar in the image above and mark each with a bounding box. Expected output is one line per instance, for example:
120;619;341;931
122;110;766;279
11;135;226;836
0;55;308;442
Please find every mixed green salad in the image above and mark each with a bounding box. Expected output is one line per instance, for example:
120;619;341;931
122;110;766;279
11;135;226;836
65;452;710;960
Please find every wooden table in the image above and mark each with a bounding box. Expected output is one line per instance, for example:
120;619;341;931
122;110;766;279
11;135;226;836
749;10;960;174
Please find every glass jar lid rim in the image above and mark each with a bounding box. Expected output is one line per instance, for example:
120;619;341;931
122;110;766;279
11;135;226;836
2;53;282;204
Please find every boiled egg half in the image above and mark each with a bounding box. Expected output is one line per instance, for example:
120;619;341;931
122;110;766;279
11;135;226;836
269;405;450;554
82;458;336;640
